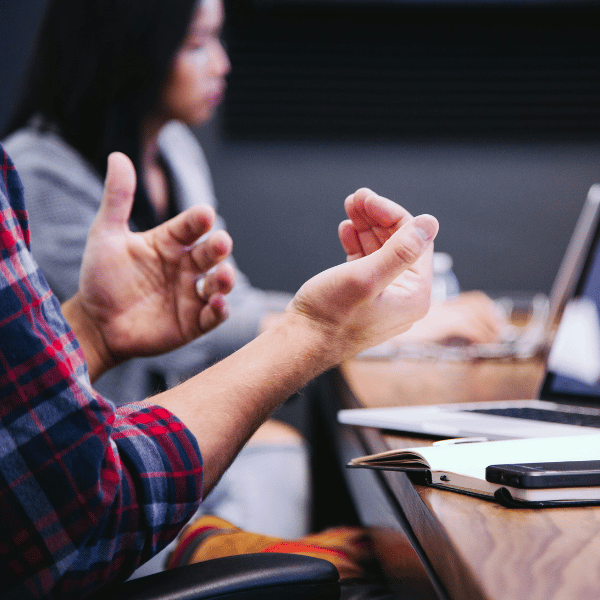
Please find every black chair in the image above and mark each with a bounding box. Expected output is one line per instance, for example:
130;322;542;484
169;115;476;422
89;552;341;600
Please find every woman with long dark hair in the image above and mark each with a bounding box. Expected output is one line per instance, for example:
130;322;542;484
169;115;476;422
7;0;208;229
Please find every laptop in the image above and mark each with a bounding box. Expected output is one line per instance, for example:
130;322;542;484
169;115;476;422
338;184;600;441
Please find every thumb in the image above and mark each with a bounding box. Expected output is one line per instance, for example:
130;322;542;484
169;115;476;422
361;214;439;291
95;152;137;231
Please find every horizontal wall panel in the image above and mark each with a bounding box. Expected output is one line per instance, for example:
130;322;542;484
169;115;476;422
222;2;600;140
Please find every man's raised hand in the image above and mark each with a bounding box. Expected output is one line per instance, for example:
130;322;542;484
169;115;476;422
77;152;235;373
289;188;438;363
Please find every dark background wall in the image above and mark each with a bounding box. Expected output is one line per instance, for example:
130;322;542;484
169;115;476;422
0;1;47;131
3;0;600;297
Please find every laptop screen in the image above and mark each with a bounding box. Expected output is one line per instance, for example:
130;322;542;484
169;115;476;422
542;216;600;403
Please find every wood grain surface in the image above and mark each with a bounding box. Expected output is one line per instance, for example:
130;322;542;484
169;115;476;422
339;356;600;600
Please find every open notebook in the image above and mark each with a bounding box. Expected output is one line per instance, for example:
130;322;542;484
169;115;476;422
348;434;600;507
339;184;600;441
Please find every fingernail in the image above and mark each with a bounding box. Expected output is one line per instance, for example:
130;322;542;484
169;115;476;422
414;215;438;242
195;276;205;298
415;226;430;241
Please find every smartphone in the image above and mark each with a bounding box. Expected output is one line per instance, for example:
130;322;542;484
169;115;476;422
485;460;600;489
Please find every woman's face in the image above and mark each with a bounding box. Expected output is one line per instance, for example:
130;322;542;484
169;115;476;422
161;0;230;126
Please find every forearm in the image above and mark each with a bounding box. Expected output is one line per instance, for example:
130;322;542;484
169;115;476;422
152;211;438;493
151;311;333;493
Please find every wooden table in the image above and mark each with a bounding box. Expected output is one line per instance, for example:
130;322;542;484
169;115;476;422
318;355;600;600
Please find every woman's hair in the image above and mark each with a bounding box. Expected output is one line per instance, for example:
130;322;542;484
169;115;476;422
4;0;199;229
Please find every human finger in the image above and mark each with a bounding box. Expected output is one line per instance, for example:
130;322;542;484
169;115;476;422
338;220;363;261
448;320;499;344
344;188;408;229
345;190;389;255
189;230;233;273
158;204;217;251
358;214;439;293
199;293;229;333
453;292;507;337
344;189;413;256
196;263;236;299
95;152;137;231
438;299;504;343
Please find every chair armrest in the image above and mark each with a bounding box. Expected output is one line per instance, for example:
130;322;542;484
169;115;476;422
90;552;340;600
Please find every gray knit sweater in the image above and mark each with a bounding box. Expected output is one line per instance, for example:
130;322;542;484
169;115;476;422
4;119;291;404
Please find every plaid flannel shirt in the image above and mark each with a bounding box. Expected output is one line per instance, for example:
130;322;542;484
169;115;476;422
0;144;203;599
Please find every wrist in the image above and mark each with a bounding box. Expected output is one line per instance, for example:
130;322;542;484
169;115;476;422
273;309;348;376
61;294;116;382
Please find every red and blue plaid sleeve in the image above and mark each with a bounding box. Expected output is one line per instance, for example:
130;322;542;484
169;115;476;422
0;145;204;599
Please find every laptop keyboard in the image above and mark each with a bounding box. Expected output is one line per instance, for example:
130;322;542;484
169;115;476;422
468;407;600;428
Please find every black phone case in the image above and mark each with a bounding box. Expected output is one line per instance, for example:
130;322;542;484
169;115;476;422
486;460;600;489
